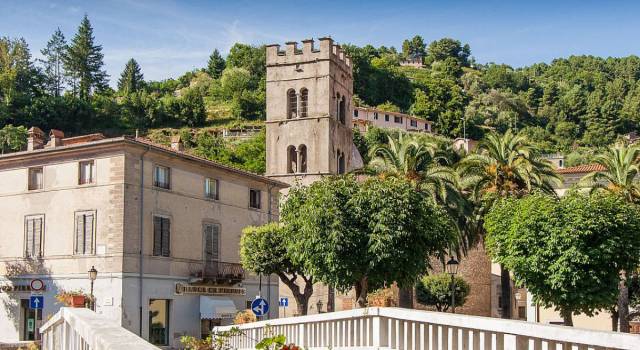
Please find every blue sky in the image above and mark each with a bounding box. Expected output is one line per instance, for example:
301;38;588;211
2;0;639;84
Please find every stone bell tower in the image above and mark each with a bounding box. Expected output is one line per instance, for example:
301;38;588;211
265;37;359;187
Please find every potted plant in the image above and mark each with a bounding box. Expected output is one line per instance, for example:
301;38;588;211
55;289;93;308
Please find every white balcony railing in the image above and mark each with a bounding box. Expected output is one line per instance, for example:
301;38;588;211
213;307;640;350
40;307;160;350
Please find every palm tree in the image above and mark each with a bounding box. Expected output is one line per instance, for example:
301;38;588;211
458;130;560;319
578;143;640;332
369;133;471;307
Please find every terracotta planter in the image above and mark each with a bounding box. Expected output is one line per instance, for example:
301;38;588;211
71;295;86;307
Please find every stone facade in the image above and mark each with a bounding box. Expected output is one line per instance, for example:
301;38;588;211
0;134;286;347
265;37;357;187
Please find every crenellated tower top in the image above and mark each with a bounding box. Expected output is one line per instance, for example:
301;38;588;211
266;37;352;75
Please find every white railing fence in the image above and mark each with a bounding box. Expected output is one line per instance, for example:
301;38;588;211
40;307;160;350
213;307;640;350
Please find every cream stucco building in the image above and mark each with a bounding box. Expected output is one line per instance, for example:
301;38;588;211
0;128;287;347
352;107;433;134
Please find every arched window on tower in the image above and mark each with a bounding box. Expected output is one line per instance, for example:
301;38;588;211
287;89;297;119
335;93;341;121
287;145;297;173
298;145;307;173
300;88;308;118
337;150;345;174
339;96;346;125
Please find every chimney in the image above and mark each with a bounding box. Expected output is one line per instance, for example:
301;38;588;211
46;129;65;148
27;127;45;151
171;135;184;152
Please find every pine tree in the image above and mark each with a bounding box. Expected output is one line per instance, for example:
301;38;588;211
207;49;225;79
63;15;108;100
39;28;67;97
117;58;144;94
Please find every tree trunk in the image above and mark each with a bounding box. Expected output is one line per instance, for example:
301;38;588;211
354;277;369;308
398;287;414;309
327;286;335;312
560;309;573;327
277;272;313;316
500;264;512;319
618;271;630;333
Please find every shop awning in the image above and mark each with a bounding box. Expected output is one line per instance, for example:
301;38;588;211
200;296;238;320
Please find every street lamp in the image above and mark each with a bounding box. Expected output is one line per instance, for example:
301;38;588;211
446;256;459;313
88;266;98;311
316;299;324;314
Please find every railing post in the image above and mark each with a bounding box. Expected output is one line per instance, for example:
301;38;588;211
372;316;381;348
298;323;309;348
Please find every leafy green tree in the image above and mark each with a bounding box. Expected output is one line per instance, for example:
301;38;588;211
282;175;456;307
231;130;266;174
579;142;640;331
118;58;144;95
0;124;27;153
39;28;67;97
63;15;108;100
207;49;226;79
415;273;470;312
375;101;401;113
0;37;41;108
240;223;313;315
485;192;640;326
401;35;426;59
426;38;471;67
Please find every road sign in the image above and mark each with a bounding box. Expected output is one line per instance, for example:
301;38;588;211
251;297;269;317
30;295;43;310
30;279;45;292
279;297;289;307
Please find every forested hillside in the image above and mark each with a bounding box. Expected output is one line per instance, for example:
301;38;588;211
2;16;640;171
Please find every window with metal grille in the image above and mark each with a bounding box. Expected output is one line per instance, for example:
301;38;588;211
153;165;170;190
24;215;44;258
153;216;171;257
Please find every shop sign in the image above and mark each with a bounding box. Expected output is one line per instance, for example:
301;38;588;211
175;283;245;296
0;284;47;293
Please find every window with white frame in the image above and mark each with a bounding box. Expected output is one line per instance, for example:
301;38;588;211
24;215;44;258
74;211;96;255
205;178;219;200
28;167;43;191
153;165;171;190
78;160;95;185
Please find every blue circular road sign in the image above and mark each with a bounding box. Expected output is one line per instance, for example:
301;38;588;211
251;297;269;317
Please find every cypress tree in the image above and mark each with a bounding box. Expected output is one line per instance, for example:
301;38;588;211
207;49;226;79
118;58;144;94
39;28;67;97
63;15;108;100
